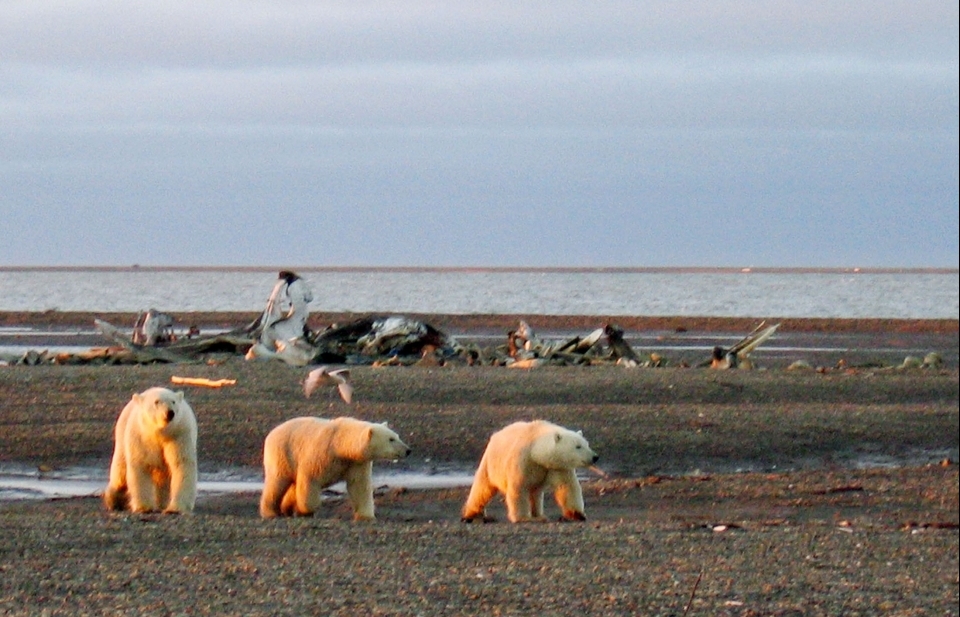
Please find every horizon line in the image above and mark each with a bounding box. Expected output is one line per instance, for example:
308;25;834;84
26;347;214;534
1;265;957;275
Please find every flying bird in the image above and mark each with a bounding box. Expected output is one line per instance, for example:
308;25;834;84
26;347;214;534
303;366;353;404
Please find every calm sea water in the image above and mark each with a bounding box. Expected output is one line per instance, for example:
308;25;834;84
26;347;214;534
0;268;956;319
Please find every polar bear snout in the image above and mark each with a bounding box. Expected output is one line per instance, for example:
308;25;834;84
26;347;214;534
390;444;412;460
590;452;599;464
165;408;176;422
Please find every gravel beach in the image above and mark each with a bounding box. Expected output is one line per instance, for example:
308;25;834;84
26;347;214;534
1;313;957;616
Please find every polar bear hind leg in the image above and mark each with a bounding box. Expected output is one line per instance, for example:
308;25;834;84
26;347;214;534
293;472;323;516
104;446;130;511
259;475;294;518
278;483;297;516
104;484;129;511
461;470;499;522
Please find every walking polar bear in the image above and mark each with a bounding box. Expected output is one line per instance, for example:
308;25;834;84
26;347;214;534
104;387;198;514
462;420;599;523
260;416;411;520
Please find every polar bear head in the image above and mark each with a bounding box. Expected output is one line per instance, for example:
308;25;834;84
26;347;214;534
530;424;599;470
329;417;412;462
132;387;192;435
365;422;412;461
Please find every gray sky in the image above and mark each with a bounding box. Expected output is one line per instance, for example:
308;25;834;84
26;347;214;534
2;1;957;268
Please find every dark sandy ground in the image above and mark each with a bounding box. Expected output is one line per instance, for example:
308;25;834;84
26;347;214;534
0;313;958;616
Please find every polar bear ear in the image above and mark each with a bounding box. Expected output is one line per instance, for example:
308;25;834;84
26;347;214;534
175;391;184;403
576;430;583;436
380;421;390;428
132;393;143;404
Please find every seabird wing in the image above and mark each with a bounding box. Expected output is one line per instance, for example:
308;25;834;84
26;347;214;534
330;368;353;403
337;381;354;404
303;366;332;398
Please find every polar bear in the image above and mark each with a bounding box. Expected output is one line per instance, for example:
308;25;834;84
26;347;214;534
260;416;411;520
104;387;198;514
462;420;599;523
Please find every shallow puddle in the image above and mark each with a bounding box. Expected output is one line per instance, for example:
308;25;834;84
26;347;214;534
0;465;475;501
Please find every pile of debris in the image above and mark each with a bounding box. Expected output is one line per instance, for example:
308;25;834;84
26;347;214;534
480;320;648;368
478;320;781;369
1;271;784;369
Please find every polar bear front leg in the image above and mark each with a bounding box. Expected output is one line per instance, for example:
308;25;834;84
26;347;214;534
126;462;159;512
153;467;171;511
505;482;535;523
548;469;587;521
164;447;197;514
344;462;375;521
529;486;547;520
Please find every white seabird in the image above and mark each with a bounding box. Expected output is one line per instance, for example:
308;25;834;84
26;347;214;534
303;366;353;404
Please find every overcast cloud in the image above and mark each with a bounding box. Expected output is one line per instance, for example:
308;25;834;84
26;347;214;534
1;1;957;267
